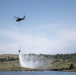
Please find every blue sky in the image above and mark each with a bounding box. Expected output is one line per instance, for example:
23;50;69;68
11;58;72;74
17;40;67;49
0;0;76;54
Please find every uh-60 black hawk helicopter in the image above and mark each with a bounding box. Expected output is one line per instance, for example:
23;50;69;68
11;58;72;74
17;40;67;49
14;16;25;22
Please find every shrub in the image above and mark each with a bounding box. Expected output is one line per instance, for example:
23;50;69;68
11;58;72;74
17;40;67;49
69;63;74;69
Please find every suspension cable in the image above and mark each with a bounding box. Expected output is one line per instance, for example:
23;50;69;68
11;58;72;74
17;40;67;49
19;24;21;50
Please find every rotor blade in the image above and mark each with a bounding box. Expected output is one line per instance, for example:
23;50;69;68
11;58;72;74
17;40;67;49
14;16;19;18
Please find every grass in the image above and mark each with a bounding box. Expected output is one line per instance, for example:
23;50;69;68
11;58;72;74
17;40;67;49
0;54;18;58
0;61;20;71
52;59;76;69
0;54;76;71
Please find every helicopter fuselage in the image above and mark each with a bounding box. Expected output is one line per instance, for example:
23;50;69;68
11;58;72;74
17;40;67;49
16;18;24;22
15;16;25;22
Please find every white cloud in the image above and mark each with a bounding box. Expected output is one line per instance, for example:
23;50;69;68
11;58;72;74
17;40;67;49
0;24;76;54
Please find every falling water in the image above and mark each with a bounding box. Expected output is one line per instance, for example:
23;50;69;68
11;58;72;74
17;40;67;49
19;53;53;69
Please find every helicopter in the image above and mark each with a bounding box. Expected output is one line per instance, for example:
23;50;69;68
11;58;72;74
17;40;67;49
14;16;25;22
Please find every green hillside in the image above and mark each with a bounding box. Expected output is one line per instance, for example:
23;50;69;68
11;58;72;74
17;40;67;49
0;53;76;71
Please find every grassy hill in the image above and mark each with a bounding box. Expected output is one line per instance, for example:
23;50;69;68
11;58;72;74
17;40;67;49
0;53;76;71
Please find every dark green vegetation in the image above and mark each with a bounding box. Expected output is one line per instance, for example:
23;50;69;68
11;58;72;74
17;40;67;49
0;53;76;71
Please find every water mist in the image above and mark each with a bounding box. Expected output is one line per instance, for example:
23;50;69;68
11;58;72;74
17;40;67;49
19;53;53;69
